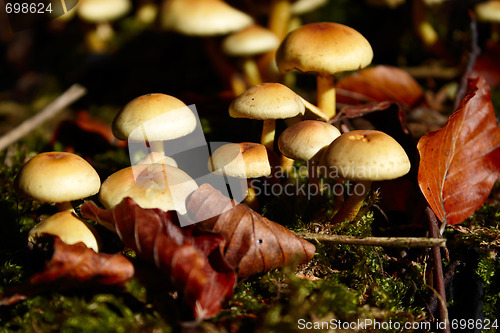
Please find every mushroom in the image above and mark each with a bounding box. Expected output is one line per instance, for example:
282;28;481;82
29;211;100;252
161;0;254;95
161;0;253;36
278;120;340;190
14;152;101;212
77;0;132;52
475;1;500;42
276;22;373;119
229;83;305;150
319;130;410;223
222;25;280;87
98;163;198;217
208;142;279;209
112;93;197;157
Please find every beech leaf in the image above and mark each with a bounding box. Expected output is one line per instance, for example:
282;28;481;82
0;238;134;306
81;198;236;319
417;77;500;226
336;65;423;108
186;184;316;277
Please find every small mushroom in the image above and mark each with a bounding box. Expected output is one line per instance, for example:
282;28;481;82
278;120;340;190
208;142;278;209
276;22;373;119
319;130;410;223
14;152;101;212
29;211;100;252
98;164;198;215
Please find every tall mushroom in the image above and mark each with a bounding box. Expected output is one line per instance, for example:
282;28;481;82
276;22;373;119
222;25;280;87
319;130;410;223
112;93;197;160
161;0;254;95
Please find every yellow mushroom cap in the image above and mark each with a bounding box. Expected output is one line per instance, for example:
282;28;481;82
229;83;305;120
112;93;197;141
475;1;500;23
161;0;253;36
14;152;101;203
319;130;410;181
78;0;132;23
278;120;341;161
29;211;100;252
208;142;274;178
276;22;373;75
222;25;280;57
99;164;198;214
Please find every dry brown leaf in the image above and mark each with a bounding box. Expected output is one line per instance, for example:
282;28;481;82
186;184;316;277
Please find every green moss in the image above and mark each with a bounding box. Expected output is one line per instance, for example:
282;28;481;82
0;291;172;333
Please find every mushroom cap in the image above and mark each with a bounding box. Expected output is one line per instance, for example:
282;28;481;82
161;0;253;36
29;211;100;252
99;164;198;214
291;0;329;15
78;0;131;23
475;1;500;23
14;152;101;203
112;93;197;141
278;120;341;161
208;142;275;178
229;83;305;120
276;22;373;75
319;130;410;181
222;25;280;57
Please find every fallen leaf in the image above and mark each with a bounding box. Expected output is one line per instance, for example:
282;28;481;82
0;238;134;306
336;65;424;108
81;198;236;319
417;77;500;225
186;184;316;277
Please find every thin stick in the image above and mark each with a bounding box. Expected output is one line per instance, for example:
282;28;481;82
0;84;87;151
296;232;446;248
426;207;450;333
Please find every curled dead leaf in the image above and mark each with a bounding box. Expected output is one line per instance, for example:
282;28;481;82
0;238;134;306
186;184;316;277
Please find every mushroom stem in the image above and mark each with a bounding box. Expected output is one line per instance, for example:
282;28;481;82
261;119;276;150
316;74;335;119
331;180;372;224
56;201;75;212
242;57;262;87
268;0;291;40
149;141;165;154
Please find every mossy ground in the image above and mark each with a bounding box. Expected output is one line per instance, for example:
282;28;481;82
2;1;500;331
1;142;499;332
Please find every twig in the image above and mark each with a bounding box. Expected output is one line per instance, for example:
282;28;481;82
0;84;87;151
453;11;480;111
426;207;450;333
296;232;446;248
